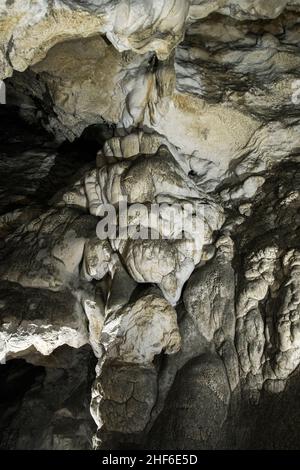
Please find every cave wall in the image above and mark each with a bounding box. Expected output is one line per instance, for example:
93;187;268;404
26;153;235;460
1;0;300;450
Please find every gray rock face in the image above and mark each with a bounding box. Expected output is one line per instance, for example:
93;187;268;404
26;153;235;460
0;345;96;450
1;0;300;450
147;354;232;450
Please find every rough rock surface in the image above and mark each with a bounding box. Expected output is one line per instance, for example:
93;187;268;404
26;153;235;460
1;0;300;451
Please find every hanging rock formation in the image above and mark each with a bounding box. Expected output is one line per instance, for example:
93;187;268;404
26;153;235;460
1;0;300;450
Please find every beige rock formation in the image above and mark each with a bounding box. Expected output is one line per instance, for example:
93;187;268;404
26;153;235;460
1;0;300;451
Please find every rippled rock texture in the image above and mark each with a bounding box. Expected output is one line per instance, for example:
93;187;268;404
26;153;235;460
1;0;300;450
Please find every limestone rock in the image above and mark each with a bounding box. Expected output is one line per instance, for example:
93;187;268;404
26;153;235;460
1;0;300;452
0;346;96;450
101;293;181;364
0;281;88;363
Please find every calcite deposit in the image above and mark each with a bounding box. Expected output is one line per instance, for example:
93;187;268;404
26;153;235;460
1;0;300;450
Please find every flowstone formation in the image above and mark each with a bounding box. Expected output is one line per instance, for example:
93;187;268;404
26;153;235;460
1;0;300;450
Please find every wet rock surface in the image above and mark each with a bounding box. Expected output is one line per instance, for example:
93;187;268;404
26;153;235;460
1;0;300;450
